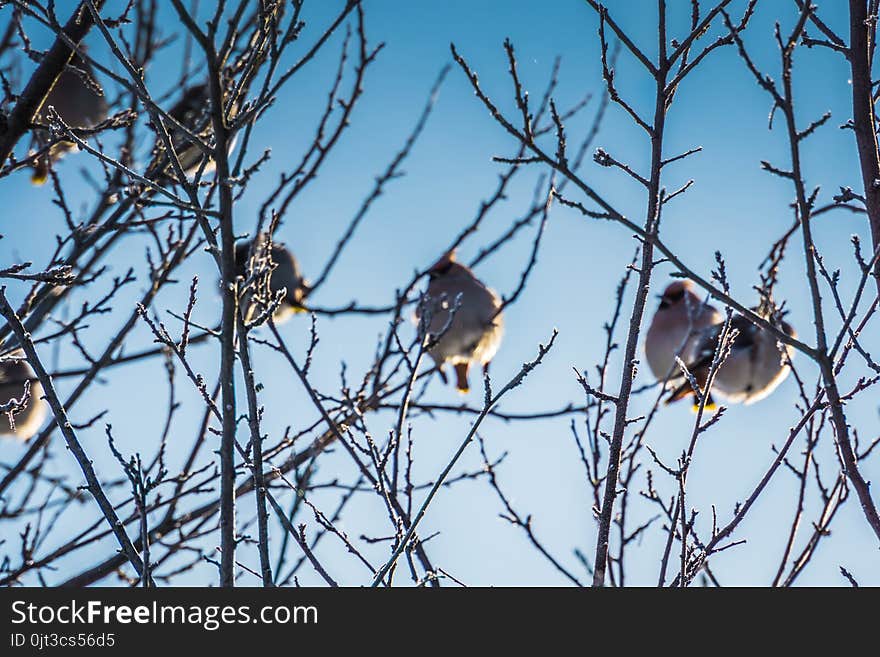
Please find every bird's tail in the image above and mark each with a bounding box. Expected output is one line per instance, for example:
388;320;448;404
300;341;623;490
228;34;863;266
666;380;695;404
31;164;49;186
694;392;716;412
454;362;470;394
285;287;308;314
666;383;717;412
665;364;716;412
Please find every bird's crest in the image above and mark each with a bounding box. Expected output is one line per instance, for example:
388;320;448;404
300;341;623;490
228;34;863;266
428;249;457;277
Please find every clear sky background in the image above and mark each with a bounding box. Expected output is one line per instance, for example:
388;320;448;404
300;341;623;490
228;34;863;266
1;1;878;586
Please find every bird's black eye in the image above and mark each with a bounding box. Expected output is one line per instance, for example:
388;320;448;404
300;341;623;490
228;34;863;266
659;288;685;309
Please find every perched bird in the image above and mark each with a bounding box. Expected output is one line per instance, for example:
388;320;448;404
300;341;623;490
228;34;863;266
0;354;47;440
645;280;721;387
30;50;109;184
666;310;796;408
234;233;307;324
146;82;236;183
416;251;504;393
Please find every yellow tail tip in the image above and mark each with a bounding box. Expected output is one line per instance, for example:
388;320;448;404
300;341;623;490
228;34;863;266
293;306;308;314
31;171;48;186
691;401;717;412
457;387;470;395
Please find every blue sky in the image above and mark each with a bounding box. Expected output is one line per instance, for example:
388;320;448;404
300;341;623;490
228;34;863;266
1;1;877;586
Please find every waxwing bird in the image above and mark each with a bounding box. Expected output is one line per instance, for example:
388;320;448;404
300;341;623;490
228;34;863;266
645;280;721;387
0;354;47;440
666;310;796;408
30;51;109;185
416;251;504;393
235;233;307;324
147;81;237;183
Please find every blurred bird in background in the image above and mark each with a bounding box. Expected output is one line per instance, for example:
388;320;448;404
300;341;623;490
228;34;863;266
235;232;307;325
666;307;796;408
645;280;721;387
146;81;236;184
0;353;47;440
30;49;108;185
416;250;504;393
